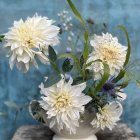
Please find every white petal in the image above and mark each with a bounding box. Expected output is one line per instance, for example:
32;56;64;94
116;92;127;101
104;101;123;117
17;52;30;63
36;51;49;64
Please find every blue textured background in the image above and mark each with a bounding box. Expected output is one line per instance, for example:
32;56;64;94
0;0;140;139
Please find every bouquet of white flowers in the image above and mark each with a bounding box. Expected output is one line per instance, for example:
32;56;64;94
0;0;139;140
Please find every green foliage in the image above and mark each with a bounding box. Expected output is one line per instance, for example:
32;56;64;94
87;61;110;97
67;0;85;27
62;58;73;72
48;46;57;62
0;35;5;42
116;72;130;89
113;69;125;83
113;26;131;83
67;0;89;62
85;59;101;68
83;31;89;61
48;46;60;73
80;55;84;68
58;53;81;72
118;25;131;67
93;62;110;95
72;76;84;85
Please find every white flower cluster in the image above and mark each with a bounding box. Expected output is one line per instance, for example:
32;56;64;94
58;10;74;43
4;12;128;134
58;10;73;32
39;76;125;133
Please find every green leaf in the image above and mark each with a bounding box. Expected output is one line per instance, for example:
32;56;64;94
4;101;20;111
118;25;131;67
72;76;84;85
67;0;89;62
58;53;80;71
86;59;101;68
118;81;129;89
111;26;131;83
0;35;5;38
67;0;85;27
93;62;110;95
0;35;5;42
113;69;126;83
48;46;60;73
48;46;57;62
80;55;84;68
83;31;89;61
85;69;93;80
116;77;130;89
62;58;73;72
44;74;61;88
119;71;130;88
86;61;94;68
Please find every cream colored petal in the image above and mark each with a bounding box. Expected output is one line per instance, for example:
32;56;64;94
17;52;30;63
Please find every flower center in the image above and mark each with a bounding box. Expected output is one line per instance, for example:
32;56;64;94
54;93;71;111
101;45;119;63
16;24;41;48
100;108;110;123
103;82;114;91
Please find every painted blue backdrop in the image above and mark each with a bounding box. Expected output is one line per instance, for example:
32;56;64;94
0;0;140;140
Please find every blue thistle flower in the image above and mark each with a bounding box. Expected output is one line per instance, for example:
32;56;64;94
100;77;120;98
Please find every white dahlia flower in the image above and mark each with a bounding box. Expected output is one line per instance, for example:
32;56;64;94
91;101;123;130
87;33;127;80
39;76;92;134
4;14;60;72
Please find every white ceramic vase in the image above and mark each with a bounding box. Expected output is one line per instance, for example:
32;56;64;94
52;124;98;140
43;112;99;140
29;101;99;140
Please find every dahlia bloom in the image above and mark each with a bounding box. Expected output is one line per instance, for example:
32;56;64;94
91;101;123;130
87;33;127;80
39;76;92;134
4;14;60;72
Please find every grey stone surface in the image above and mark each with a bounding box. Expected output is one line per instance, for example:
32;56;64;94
12;123;139;140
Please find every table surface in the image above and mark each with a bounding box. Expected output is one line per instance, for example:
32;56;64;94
12;123;139;140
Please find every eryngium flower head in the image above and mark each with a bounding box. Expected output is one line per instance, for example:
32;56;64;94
39;76;92;134
4;14;60;72
87;33;127;80
101;78;127;101
91;101;123;130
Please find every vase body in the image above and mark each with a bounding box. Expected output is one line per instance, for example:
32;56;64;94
43;112;99;140
29;101;99;140
52;126;98;140
53;134;97;140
